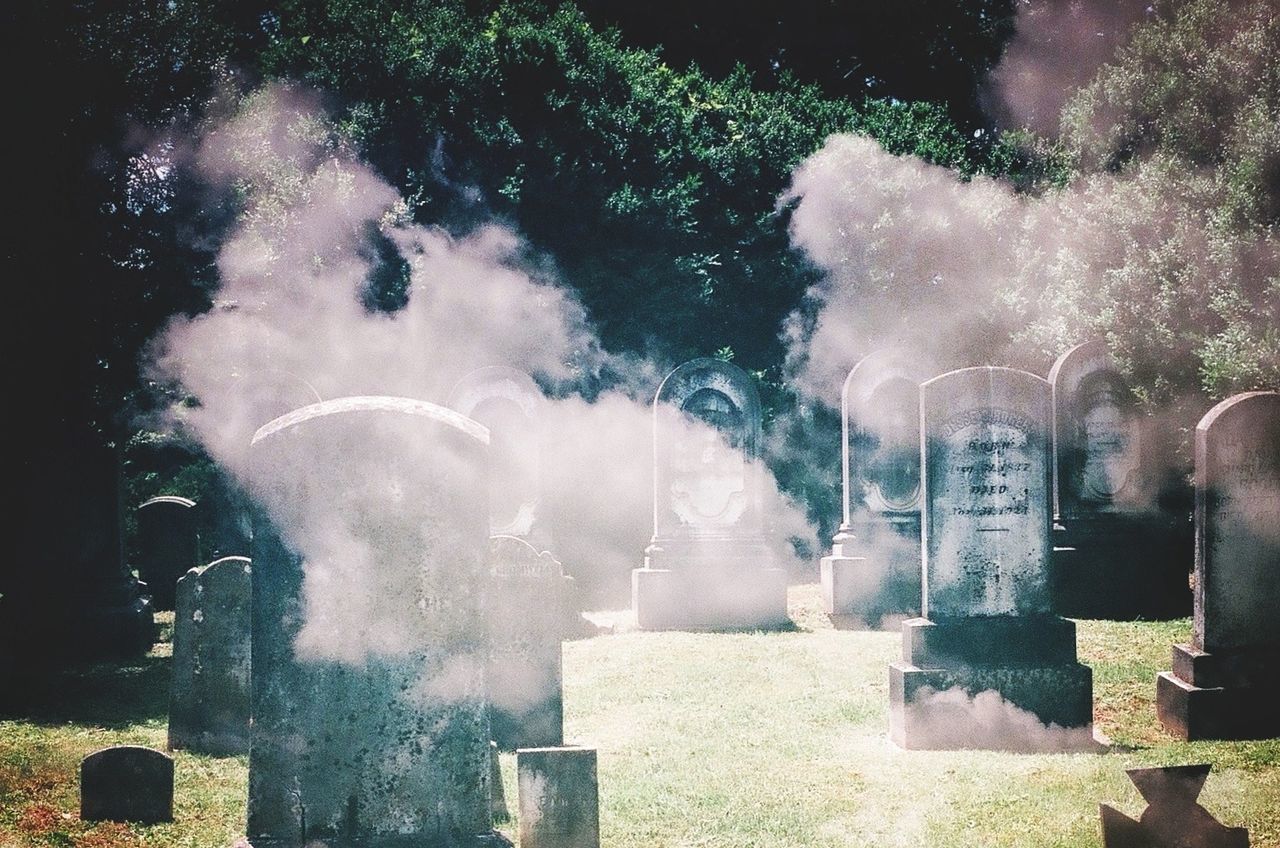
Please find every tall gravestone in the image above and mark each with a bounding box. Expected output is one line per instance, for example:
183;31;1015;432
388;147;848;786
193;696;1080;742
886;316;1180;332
487;535;571;750
1157;391;1280;740
247;397;500;847
448;367;548;547
1049;341;1190;618
889;367;1093;749
135;496;199;611
632;359;788;630
168;556;251;755
821;350;929;627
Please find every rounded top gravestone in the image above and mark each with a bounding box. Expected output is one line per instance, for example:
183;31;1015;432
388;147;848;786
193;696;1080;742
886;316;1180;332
920;366;1053;619
448;366;545;540
652;358;762;540
1193;390;1280;653
135;495;199;611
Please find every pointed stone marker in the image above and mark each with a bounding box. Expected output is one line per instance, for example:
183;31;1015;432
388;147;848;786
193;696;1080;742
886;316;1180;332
1100;764;1249;847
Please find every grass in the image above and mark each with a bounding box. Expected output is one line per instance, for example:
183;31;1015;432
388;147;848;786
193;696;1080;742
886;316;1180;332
3;590;1278;847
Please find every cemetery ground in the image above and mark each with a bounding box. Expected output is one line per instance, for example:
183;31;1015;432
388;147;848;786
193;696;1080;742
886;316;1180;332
2;587;1277;848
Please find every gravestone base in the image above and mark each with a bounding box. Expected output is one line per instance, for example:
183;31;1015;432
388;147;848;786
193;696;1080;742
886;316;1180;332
820;546;920;629
1156;643;1280;740
888;616;1093;749
631;565;788;631
248;831;514;848
1051;519;1191;620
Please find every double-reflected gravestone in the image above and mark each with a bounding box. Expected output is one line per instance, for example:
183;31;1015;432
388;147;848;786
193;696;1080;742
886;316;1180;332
487;535;570;750
1157;391;1280;740
168;556;251;756
247;397;500;847
632;359;788;630
1049;341;1190;618
889;367;1093;748
135;495;199;611
821;350;928;627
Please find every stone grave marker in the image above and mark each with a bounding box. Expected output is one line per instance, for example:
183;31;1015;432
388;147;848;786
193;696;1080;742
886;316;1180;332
821;349;930;627
135;495;199;611
632;359;788;630
80;746;174;824
487;535;570;750
168;556;251;755
517;746;600;848
246;396;499;847
1049;340;1190;618
889;366;1093;749
1157;390;1279;740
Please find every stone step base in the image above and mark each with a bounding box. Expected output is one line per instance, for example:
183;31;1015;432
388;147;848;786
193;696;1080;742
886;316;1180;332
1156;671;1280;741
631;567;789;631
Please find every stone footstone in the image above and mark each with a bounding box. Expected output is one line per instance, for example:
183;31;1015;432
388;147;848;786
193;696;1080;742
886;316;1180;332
1157;391;1280;741
888;367;1093;749
80;746;174;824
516;747;599;848
168;556;251;755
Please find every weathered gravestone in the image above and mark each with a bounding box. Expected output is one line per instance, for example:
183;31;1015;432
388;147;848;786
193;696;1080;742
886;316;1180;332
135;495;199;611
487;535;571;750
632;358;788;630
889;367;1093;749
1100;764;1249;848
80;745;174;824
247;396;500;847
1157;391;1280;740
1049;341;1190;618
821;349;929;627
517;747;600;848
449;367;548;547
168;556;251;755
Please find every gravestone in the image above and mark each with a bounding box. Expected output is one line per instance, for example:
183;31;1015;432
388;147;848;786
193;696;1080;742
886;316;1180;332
448;367;547;547
517;747;600;848
632;358;788;630
821;349;929;627
1100;764;1249;848
1157;391;1280;740
487;535;570;750
168;556;251;755
889;367;1093;749
247;396;500;847
135;495;199;611
80;746;174;824
1049;341;1190;618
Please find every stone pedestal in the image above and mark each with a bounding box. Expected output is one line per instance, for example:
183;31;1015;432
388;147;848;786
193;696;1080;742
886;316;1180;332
820;521;920;628
1156;644;1279;740
632;540;787;630
516;747;599;848
889;616;1092;748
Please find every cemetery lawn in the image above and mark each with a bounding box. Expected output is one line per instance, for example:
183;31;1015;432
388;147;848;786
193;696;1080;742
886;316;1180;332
3;588;1277;848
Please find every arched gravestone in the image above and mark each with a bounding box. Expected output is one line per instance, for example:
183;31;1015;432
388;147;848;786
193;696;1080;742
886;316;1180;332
631;358;788;630
135;496;199;611
821;350;930;627
448;367;547;546
247;397;500;847
486;535;571;750
80;745;174;824
1157;391;1280;740
1049;341;1190;618
168;556;251;755
889;367;1092;749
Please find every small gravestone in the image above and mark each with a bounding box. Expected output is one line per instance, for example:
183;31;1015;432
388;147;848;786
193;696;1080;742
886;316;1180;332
168;556;251;755
487;535;570;750
247;397;499;847
632;358;788;630
80;746;174;824
517;747;600;848
135;496;199;611
1157;391;1280;740
449;367;548;546
1100;764;1249;847
1049;341;1190;618
821;349;930;627
889;367;1093;749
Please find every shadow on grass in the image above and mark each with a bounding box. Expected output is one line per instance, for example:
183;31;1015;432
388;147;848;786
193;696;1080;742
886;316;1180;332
0;653;171;729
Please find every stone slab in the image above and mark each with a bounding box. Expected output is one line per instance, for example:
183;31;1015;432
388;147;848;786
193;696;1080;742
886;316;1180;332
631;566;788;631
517;746;599;848
902;615;1078;668
80;746;174;824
